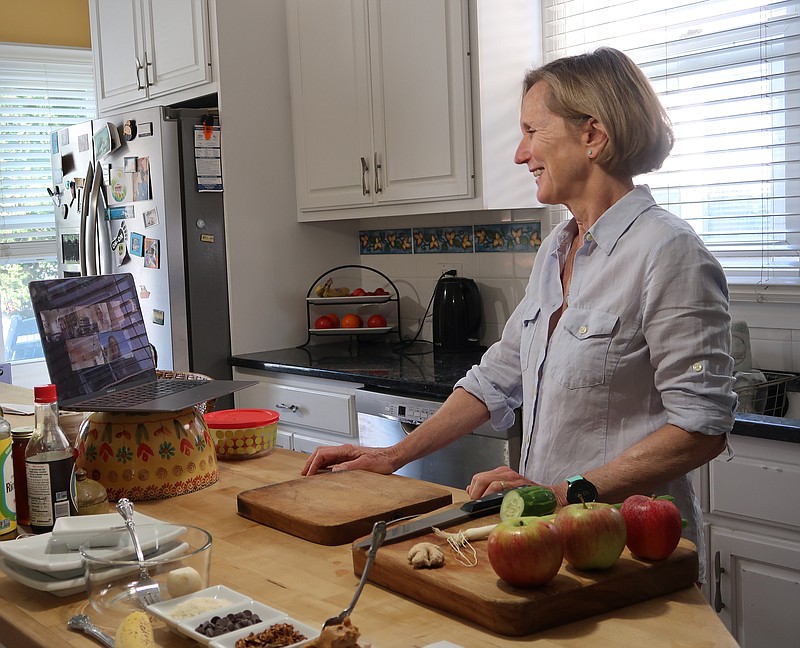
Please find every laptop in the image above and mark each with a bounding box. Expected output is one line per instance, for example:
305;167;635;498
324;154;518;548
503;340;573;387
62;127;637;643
29;273;255;412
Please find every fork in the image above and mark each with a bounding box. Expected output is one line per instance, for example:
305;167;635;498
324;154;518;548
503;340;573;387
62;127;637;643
116;498;162;606
321;520;387;630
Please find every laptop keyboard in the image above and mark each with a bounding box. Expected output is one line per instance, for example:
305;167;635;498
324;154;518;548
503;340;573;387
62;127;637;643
82;379;207;407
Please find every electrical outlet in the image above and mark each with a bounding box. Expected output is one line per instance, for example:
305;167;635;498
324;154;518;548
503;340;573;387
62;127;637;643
438;263;461;276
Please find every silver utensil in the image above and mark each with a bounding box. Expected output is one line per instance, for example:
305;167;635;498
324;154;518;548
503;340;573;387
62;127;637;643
322;520;387;630
67;614;115;647
116;498;162;606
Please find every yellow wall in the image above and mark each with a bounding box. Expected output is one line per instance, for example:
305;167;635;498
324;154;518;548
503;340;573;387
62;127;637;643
1;0;90;48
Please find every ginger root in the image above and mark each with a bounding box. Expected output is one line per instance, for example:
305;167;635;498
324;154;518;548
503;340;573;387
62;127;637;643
408;542;445;569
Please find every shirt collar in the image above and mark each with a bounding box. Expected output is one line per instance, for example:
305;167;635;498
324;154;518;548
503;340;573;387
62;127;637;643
587;185;657;256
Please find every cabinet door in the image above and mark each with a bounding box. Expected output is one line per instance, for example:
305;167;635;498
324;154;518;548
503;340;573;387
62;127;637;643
143;0;212;99
287;0;373;209
711;526;800;647
89;0;148;112
369;0;471;203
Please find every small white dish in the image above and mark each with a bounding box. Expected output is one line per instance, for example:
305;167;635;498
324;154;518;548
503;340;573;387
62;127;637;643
0;516;180;573
307;294;391;304
0;540;187;597
149;586;287;646
208;615;320;648
53;512;161;549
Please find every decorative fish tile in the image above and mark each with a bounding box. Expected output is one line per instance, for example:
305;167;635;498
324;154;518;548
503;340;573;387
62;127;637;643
359;229;413;254
474;222;542;252
412;226;474;253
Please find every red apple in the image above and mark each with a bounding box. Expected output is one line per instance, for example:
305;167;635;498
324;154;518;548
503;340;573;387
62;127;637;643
620;495;683;560
487;517;564;588
314;315;335;329
350;288;367;296
554;502;627;570
367;314;387;328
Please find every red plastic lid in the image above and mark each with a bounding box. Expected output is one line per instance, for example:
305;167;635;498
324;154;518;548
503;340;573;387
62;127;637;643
34;384;58;403
204;408;279;428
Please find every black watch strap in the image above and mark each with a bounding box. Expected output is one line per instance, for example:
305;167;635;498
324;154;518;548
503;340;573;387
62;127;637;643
566;475;597;504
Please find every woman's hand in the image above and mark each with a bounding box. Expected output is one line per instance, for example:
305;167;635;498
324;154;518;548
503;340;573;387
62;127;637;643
466;466;535;499
301;443;399;476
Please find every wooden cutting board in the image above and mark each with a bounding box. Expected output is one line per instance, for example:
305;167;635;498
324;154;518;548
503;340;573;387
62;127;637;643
237;470;452;545
351;511;698;636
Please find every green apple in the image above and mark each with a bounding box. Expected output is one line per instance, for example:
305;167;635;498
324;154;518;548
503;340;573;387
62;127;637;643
554;502;627;570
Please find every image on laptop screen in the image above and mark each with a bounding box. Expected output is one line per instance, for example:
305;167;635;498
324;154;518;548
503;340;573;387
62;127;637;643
29;274;156;404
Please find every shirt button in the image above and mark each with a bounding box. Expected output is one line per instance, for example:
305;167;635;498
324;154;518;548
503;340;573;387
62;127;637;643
692;362;703;372
585;233;593;242
579;325;588;335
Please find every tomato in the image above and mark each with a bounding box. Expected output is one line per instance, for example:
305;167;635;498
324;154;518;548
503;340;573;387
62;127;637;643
350;288;367;297
367;314;387;328
341;313;363;328
314;315;335;329
324;313;340;328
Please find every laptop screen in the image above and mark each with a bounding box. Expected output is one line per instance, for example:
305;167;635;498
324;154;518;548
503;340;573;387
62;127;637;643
29;274;157;405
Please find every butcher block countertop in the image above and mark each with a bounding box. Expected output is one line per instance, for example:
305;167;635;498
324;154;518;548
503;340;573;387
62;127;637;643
0;447;737;648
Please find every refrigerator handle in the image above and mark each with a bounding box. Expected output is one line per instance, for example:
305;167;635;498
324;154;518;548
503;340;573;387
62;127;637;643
96;173;112;275
85;161;105;275
79;161;94;276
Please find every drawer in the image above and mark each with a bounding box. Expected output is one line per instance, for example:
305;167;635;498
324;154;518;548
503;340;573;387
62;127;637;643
234;380;356;437
710;444;800;530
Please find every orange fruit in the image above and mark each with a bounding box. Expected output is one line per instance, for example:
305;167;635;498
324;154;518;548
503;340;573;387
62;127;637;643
341;313;363;328
367;314;387;328
324;313;340;328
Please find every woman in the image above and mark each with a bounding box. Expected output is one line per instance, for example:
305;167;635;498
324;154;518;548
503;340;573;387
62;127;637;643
302;48;736;579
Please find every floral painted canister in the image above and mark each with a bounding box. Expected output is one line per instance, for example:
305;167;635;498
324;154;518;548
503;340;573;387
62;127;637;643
75;407;218;501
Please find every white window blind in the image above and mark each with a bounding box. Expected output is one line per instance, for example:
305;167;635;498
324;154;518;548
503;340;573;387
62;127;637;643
543;0;800;287
0;44;95;254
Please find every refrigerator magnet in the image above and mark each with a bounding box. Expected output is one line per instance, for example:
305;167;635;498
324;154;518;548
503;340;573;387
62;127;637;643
143;207;159;228
123;156;137;173
108;205;135;221
139;285;151;299
139;122;153;137
143;238;160;269
115;241;129;266
123;120;137;141
153;309;165;326
135;157;151;201
130;232;145;257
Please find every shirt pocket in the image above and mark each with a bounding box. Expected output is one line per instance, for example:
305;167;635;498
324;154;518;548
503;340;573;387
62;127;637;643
519;309;541;372
550;307;619;389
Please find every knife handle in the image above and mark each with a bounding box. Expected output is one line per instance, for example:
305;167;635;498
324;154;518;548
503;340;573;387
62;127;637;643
460;490;506;514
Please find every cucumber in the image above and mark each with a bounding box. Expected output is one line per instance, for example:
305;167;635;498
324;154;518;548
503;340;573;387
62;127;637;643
500;486;558;521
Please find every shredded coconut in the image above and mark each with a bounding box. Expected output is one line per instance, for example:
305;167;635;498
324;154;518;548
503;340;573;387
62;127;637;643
169;596;233;620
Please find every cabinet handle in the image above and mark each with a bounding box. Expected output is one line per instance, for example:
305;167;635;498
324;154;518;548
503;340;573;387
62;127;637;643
713;551;725;613
374;152;382;194
135;57;145;90
360;157;370;196
275;402;299;413
144;52;153;87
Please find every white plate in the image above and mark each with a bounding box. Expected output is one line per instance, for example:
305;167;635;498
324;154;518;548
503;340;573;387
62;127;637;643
209;615;320;648
149;586;288;646
0;516;180;573
0;540;188;598
307;294;391;304
309;326;393;335
53;511;161;549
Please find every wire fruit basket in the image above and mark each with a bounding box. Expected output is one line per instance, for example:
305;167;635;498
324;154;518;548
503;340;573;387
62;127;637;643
734;371;794;416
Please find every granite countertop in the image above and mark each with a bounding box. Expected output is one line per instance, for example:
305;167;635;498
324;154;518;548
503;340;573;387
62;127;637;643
230;341;800;444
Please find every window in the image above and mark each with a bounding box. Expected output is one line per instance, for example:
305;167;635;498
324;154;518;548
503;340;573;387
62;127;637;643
0;44;96;366
543;0;800;288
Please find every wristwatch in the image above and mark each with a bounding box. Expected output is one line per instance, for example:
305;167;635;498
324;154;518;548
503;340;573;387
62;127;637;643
565;475;597;504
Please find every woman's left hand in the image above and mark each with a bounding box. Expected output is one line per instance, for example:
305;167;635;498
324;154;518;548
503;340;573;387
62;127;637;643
466;466;534;499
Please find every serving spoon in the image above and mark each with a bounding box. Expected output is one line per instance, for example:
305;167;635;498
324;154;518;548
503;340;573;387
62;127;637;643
67;614;115;647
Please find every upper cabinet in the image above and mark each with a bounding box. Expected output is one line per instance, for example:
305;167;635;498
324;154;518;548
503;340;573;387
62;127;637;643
286;0;472;213
89;0;216;115
286;0;542;222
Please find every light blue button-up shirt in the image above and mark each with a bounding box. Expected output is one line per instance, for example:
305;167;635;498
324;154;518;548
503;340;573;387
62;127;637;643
457;186;736;578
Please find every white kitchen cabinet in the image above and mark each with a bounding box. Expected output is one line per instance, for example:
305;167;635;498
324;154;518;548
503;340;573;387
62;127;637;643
89;0;215;115
286;0;472;212
232;368;363;453
286;0;542;221
700;434;800;646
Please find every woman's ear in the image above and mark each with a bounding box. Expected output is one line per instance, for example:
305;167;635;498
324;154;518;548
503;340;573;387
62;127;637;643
584;117;609;158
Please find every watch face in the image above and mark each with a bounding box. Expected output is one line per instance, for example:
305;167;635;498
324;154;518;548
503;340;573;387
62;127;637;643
567;478;597;504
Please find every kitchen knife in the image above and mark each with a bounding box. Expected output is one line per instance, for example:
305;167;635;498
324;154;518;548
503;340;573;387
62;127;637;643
352;489;510;549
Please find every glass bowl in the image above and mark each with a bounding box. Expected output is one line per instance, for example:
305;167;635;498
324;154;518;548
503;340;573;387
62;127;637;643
79;524;212;630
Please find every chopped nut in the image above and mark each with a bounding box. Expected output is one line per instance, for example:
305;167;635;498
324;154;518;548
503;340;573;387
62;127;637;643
408;542;445;569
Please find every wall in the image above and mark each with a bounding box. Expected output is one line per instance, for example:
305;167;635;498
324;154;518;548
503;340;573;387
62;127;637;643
0;0;90;48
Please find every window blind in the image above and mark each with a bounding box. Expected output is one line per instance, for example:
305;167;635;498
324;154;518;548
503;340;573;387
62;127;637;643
543;0;800;287
0;44;95;254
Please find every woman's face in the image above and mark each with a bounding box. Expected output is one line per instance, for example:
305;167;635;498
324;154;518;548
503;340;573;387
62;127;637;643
514;82;589;207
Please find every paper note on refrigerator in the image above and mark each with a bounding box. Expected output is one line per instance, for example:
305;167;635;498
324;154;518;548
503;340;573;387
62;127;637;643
194;124;223;192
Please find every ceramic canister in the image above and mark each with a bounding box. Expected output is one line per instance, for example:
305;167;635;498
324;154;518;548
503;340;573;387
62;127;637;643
75;407;218;501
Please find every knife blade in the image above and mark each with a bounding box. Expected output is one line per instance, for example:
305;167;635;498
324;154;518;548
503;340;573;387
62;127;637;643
352;488;509;549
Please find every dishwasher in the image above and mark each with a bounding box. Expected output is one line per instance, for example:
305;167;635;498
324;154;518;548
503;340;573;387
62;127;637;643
355;388;521;489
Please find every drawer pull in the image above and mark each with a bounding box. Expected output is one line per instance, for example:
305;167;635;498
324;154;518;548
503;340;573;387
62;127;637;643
276;402;299;413
714;551;725;613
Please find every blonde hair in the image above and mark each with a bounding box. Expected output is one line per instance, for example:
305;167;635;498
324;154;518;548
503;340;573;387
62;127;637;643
523;47;674;176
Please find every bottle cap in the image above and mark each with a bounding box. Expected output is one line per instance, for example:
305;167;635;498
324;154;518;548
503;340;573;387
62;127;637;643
34;384;58;404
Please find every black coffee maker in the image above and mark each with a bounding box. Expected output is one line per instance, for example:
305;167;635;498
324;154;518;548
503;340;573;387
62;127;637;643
432;276;482;351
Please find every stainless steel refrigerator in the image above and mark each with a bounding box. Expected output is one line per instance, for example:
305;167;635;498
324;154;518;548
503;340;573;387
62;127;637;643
50;106;233;399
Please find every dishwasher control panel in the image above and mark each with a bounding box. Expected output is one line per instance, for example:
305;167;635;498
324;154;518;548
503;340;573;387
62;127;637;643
389;403;438;426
